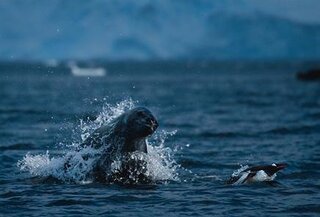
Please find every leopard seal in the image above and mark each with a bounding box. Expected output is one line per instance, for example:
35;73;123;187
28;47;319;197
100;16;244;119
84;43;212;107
65;107;159;184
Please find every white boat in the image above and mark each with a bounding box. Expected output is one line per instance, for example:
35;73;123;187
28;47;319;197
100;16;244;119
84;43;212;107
68;62;106;77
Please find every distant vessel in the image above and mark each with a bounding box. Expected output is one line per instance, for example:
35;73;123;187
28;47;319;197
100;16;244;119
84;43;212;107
68;62;106;77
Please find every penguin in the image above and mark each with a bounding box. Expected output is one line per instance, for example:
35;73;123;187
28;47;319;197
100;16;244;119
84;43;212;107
226;163;287;185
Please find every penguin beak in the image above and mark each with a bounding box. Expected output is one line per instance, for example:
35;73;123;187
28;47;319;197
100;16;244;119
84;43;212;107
276;163;287;170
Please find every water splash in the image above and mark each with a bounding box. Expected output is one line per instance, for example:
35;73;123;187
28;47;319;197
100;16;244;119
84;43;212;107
79;98;136;142
231;164;249;177
17;99;181;184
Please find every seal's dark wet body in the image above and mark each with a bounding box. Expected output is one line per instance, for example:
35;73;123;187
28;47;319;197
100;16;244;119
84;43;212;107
68;107;158;184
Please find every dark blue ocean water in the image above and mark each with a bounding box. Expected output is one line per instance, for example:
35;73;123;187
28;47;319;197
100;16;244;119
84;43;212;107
1;61;320;216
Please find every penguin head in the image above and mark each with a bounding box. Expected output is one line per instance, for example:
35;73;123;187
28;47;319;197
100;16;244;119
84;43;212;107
264;163;287;176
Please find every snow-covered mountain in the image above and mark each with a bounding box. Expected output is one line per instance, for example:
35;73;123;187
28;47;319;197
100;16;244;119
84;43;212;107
0;0;319;60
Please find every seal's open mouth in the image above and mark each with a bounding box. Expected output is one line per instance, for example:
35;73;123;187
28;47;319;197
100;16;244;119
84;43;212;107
145;119;159;132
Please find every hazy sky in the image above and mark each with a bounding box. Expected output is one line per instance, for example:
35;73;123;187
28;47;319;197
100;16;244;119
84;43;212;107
0;0;319;60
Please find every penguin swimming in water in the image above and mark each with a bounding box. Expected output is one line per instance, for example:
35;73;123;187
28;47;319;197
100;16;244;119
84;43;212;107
226;163;287;185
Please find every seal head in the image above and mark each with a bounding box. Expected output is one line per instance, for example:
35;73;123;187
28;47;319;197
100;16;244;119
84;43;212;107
122;107;158;152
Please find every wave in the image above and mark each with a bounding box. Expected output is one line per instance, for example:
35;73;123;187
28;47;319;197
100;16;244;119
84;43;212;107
197;131;250;138
286;204;320;214
178;131;254;139
264;124;320;135
0;143;37;151
179;158;213;168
